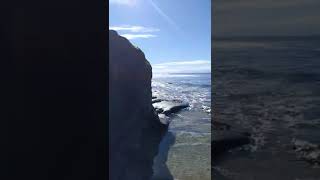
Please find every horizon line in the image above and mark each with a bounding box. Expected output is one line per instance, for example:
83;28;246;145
213;34;320;40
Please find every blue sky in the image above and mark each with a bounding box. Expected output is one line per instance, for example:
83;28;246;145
109;0;211;73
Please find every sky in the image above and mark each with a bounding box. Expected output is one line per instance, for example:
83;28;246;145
213;0;320;37
109;0;211;74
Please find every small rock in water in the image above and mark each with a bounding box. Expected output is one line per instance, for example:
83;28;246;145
155;108;164;113
153;100;189;116
212;131;251;157
292;139;320;164
202;105;211;113
152;99;162;103
152;96;157;99
212;120;251;158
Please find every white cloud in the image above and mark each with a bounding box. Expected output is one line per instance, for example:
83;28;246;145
109;25;160;33
120;34;157;40
109;0;138;6
109;25;159;40
152;60;211;74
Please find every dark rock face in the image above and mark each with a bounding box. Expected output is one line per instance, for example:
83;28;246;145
109;30;167;180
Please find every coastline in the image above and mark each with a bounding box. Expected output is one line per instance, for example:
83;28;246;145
151;73;211;180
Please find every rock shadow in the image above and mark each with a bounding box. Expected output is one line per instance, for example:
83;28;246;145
152;131;176;180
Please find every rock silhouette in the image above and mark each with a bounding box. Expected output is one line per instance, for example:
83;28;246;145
109;30;168;180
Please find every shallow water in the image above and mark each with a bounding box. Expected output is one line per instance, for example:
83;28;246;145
213;37;320;179
151;73;211;180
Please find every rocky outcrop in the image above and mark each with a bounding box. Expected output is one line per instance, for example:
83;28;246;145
292;139;320;165
109;30;168;180
153;100;189;115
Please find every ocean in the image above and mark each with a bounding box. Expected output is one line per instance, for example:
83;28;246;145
151;73;211;180
213;37;320;180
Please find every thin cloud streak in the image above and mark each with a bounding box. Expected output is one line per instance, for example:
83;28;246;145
147;0;180;31
152;60;211;74
109;25;160;33
120;34;157;40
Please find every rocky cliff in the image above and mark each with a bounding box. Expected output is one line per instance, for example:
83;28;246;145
109;30;168;180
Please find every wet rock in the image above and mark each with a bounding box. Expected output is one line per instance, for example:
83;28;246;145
109;30;168;180
211;120;251;157
153;100;189;116
202;105;211;113
152;99;162;103
292;139;320;164
212;119;251;158
212;131;251;157
155;108;164;114
158;114;170;125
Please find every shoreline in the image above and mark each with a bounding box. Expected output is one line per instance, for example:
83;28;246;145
151;75;211;180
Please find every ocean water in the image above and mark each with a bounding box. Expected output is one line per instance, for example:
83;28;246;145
151;73;211;180
213;37;320;180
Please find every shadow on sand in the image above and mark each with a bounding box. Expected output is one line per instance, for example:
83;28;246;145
152;131;176;180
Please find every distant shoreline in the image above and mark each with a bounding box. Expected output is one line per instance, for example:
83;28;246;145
212;35;320;41
169;72;211;74
154;72;211;75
